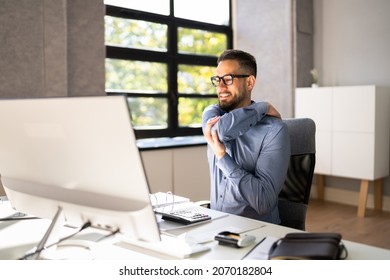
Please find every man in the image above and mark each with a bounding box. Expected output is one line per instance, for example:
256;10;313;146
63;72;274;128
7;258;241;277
202;49;290;224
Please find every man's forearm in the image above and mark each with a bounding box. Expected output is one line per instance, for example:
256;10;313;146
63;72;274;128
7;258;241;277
216;102;269;142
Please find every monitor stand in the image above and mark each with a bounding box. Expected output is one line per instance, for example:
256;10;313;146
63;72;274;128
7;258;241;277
23;207;65;259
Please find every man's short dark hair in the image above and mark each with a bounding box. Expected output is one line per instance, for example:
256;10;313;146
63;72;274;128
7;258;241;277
217;49;257;77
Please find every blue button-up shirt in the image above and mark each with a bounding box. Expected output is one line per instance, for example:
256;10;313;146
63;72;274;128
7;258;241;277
202;102;290;224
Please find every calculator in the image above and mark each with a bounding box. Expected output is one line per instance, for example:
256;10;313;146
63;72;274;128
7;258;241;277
161;209;212;225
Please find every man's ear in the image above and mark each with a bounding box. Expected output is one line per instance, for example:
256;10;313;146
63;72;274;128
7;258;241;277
247;75;256;91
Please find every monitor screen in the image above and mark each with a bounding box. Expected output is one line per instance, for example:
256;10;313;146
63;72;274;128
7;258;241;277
0;96;160;243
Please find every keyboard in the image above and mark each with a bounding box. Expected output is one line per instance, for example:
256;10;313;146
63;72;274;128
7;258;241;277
161;209;211;225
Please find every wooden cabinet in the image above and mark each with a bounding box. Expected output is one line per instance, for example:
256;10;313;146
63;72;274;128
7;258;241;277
295;85;390;216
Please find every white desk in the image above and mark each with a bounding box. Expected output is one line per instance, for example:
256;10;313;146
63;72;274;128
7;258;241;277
1;205;389;261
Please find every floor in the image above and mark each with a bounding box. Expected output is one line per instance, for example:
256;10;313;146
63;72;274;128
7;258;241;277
305;199;390;250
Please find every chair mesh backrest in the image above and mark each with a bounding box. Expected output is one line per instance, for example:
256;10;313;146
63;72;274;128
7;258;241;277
279;118;316;205
280;154;315;204
278;118;316;230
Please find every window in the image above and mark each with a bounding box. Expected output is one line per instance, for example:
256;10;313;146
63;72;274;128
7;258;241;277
104;0;232;139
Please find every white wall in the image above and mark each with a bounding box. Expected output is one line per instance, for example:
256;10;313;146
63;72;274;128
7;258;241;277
0;0;105;99
235;0;294;118
313;0;390;197
314;0;390;87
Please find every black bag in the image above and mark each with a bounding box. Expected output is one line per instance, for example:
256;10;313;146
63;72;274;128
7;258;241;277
269;232;348;260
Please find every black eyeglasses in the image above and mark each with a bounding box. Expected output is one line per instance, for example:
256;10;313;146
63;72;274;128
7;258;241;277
210;74;250;87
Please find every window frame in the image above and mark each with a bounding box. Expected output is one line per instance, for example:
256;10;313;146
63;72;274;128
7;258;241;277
105;1;233;139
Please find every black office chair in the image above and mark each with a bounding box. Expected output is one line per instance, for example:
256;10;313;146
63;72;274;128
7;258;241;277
278;118;316;230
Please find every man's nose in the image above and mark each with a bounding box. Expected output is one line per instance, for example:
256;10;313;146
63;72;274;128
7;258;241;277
217;81;228;90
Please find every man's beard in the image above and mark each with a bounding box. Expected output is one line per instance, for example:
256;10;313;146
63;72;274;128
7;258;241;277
218;92;246;112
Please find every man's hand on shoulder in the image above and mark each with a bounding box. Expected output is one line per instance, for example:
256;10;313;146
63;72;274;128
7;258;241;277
266;102;281;119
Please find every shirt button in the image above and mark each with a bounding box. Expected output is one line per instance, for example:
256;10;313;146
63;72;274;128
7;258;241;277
219;195;223;198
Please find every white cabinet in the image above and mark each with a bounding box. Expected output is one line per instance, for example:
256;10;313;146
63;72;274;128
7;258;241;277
172;146;210;201
295;85;390;216
140;149;173;194
140;145;210;202
296;87;333;175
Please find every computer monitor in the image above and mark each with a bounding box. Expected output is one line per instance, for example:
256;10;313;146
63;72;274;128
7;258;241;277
0;96;161;247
